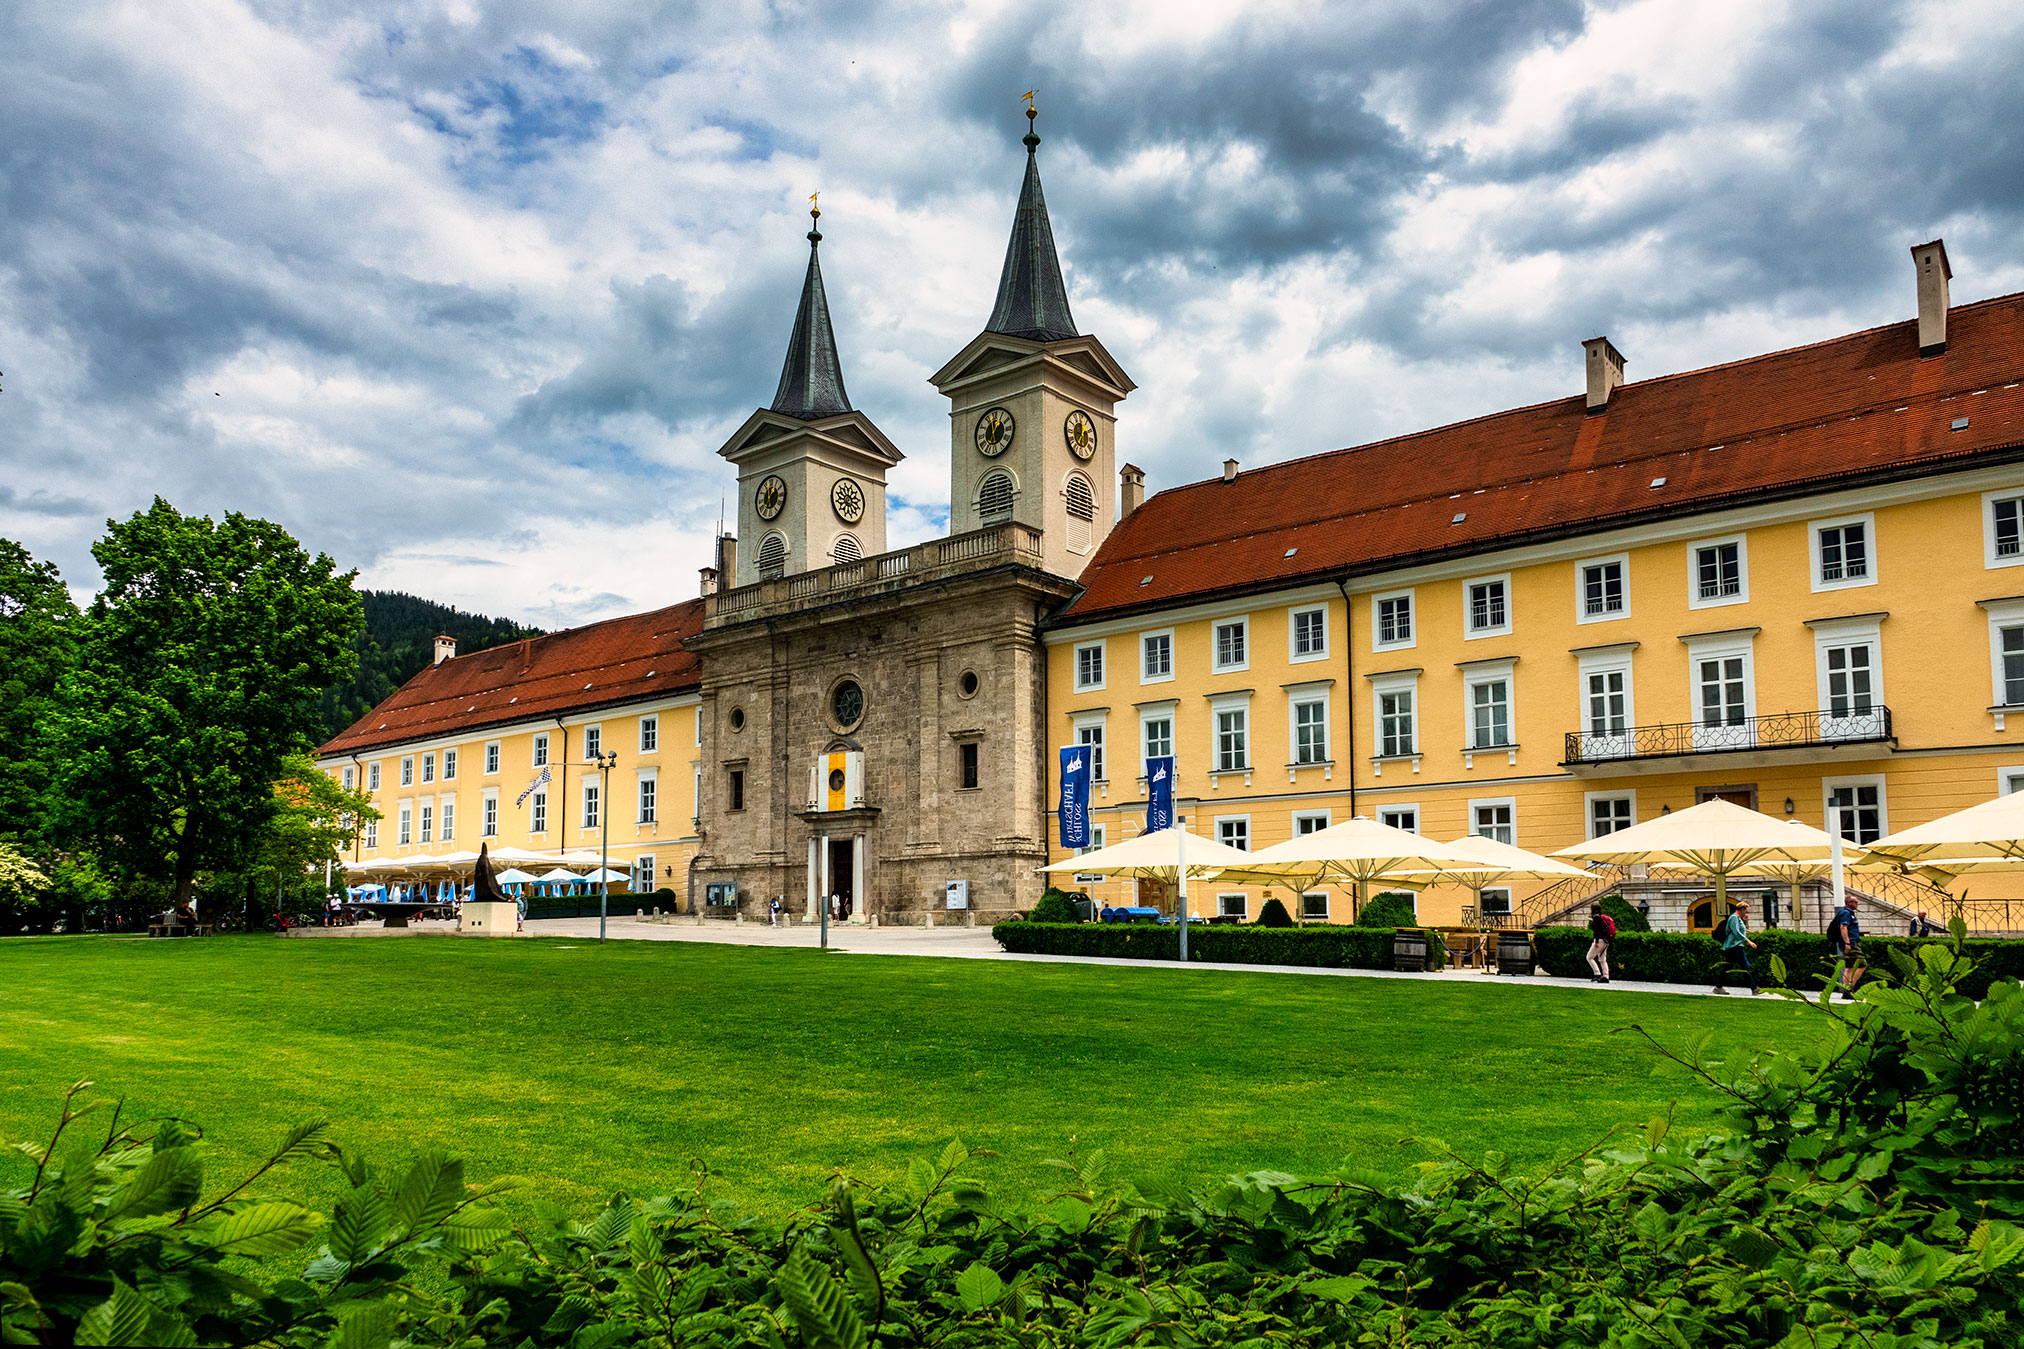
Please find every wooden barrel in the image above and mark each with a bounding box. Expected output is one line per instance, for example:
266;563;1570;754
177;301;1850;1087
1497;930;1534;976
1393;928;1429;972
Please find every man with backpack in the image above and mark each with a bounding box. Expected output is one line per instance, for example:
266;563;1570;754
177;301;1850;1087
1712;899;1759;995
1827;894;1863;1001
1585;904;1616;983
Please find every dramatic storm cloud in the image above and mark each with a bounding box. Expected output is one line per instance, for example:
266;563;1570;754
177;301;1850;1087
4;0;2022;624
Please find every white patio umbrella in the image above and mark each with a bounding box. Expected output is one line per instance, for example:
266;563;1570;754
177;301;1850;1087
533;867;581;884
492;868;539;885
1398;834;1592;885
1557;800;1859;921
582;868;631;884
1864;791;2024;866
1039;826;1257;886
1216;816;1482;913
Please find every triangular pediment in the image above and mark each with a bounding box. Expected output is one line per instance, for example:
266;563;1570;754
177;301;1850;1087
930;331;1135;399
717;408;904;466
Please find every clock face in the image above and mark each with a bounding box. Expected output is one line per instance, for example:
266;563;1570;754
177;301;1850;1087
1064;409;1097;460
755;475;787;520
974;406;1015;457
831;477;866;524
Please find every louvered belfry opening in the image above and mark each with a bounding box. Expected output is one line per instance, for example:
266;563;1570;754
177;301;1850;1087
978;470;1016;522
757;533;788;580
832;533;862;564
1065;472;1096;552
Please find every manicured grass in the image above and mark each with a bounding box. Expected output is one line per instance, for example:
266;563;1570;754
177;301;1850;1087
0;935;1808;1215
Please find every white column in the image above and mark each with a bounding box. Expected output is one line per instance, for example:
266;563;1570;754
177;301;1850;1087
806;836;819;922
819;832;832;914
851;833;867;923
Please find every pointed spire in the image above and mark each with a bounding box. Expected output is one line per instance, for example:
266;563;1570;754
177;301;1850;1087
770;196;852;420
985;101;1078;343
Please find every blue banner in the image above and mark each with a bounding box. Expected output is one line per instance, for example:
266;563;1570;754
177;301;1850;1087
1058;745;1091;849
1145;755;1175;833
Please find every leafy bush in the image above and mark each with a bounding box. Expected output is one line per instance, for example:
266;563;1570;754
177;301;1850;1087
995;922;1393;968
1027;889;1080;924
1535;926;2024;997
1254;896;1295;927
1599;892;1650;933
1353;890;1417;928
7;935;2022;1346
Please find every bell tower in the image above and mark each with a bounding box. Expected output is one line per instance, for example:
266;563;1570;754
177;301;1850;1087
718;202;902;582
930;105;1134;581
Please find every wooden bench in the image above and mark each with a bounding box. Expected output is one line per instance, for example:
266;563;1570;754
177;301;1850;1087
147;923;213;938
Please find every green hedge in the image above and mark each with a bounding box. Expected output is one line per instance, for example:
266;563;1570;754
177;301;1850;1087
1354;891;1418;928
1600;894;1651;933
1535;926;2024;997
994;922;1395;968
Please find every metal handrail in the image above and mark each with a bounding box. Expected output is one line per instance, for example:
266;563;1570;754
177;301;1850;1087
1563;705;1892;766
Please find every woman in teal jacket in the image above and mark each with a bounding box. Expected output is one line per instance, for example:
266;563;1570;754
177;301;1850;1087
1712;899;1759;996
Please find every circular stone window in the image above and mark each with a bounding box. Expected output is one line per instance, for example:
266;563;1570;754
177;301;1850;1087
729;707;745;731
830;679;865;731
958;670;980;699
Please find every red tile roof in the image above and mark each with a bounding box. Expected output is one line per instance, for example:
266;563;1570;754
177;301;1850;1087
1061;293;2024;625
319;599;705;757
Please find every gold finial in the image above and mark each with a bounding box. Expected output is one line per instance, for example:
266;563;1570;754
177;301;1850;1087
806;192;821;244
809;190;820;220
1021;90;1039;147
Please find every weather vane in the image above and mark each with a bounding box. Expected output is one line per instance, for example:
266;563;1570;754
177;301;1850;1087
809;191;820;219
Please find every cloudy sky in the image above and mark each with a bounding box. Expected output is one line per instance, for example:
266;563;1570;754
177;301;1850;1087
4;0;2022;627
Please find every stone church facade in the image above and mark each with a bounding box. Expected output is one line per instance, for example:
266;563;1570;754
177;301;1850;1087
688;112;1134;924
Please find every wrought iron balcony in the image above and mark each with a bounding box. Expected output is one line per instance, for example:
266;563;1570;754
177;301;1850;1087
1562;705;1892;767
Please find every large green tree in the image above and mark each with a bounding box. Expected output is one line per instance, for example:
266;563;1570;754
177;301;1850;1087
0;538;81;850
49;500;364;910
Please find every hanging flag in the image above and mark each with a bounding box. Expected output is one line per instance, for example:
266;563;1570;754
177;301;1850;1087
515;764;552;808
1058;746;1091;849
1145;755;1175;833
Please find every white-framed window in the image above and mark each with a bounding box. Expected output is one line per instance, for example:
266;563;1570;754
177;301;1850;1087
1289;604;1329;662
1074;639;1106;691
421;752;435;784
1292;810;1331;836
1811;513;1876;591
1140;707;1175;764
363;817;378;849
639;773;657;825
1575;646;1636;760
1478;887;1513;917
694;764;703;818
1374;589;1415;651
1217;892;1248;918
1212;617;1250;673
582;781;599;830
418;802;432;845
1686;632;1756;749
443;748;457;781
1984;599;2024;707
482;791;498;838
1370;672;1419;759
1999;766;2024;796
400;756;414;787
397;801;412;846
1824;776;1887;846
584;725;602;761
531;790;547;834
440;798;455;842
1215;816;1251;851
639;716;658;753
533;734;549;768
484;741;500;775
1577;554;1629;623
1140;629;1174;683
1688;535;1749;608
1073;713;1106;782
1378;805;1419;833
1462;660;1516;750
1464;575;1512;638
1300;891;1329;920
1813;618;1884;737
1288;688;1330;765
1211;697;1250;773
1470;797;1515;846
368;761;381;791
1076;822;1108;858
341;765;355;790
1585;791;1635;838
1985;489;2024;568
635;855;657;891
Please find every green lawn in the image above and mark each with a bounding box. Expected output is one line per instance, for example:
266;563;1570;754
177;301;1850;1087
0;935;1807;1216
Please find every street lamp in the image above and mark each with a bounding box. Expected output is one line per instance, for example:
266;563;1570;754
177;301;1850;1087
590;749;619;943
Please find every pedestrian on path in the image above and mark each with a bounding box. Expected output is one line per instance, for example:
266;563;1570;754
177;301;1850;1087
769;897;782;928
1712;900;1759;995
1828;894;1864;1000
1908;908;1939;938
1585;905;1615;983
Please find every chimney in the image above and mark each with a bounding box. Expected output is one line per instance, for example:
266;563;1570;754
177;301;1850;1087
1222;458;1239;483
1912;238;1951;356
716;533;737;589
433;634;456;665
699;565;718;597
1583;336;1625;414
1119;463;1145;517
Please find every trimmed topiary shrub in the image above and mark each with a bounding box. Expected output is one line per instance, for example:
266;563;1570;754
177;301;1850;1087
1354;891;1418;928
1600;894;1651;933
1255;897;1296;928
1027;889;1080;924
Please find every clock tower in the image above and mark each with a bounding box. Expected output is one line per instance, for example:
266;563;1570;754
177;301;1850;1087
719;205;901;581
931;107;1134;581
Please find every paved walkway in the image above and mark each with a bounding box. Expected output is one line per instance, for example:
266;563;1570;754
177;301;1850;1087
510;915;1772;1000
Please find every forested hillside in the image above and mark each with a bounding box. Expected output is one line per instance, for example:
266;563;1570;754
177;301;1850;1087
318;591;541;741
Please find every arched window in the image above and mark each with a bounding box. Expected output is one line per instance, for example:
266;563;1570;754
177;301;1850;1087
978;470;1016;524
832;532;862;564
1065;472;1096;552
756;532;788;580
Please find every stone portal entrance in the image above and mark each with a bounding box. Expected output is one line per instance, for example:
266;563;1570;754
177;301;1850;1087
828;838;856;919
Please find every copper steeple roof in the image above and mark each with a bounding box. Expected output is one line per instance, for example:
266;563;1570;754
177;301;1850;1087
770;202;852;419
985;108;1078;343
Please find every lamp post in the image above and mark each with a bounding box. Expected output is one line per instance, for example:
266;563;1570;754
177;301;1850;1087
591;749;618;943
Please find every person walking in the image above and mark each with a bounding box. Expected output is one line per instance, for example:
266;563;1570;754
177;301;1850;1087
1585;904;1616;983
1827;894;1863;1000
1712;900;1759;995
769;896;782;928
1908;908;1939;939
